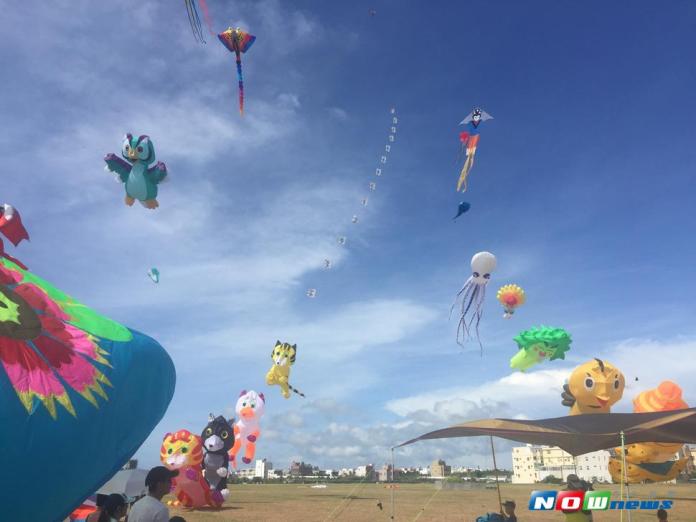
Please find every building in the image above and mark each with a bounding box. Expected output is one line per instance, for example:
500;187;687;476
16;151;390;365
430;460;452;479
376;464;398;482
289;461;314;477
255;459;272;480
354;465;374;479
512;444;612;484
235;468;256;479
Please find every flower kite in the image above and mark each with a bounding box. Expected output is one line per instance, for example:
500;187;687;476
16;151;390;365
496;284;525;319
510;326;571;372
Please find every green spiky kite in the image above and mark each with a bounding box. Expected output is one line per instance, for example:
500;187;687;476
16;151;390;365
510;326;571;372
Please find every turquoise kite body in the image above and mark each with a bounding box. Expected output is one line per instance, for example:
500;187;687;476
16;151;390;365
0;257;175;521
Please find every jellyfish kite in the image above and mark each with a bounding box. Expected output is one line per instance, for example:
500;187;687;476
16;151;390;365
218;27;256;116
457;107;493;192
496;284;525;318
451;251;496;351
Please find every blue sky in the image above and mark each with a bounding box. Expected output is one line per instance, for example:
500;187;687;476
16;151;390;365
3;0;696;471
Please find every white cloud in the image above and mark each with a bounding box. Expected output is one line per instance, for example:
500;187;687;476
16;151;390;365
328;107;348;121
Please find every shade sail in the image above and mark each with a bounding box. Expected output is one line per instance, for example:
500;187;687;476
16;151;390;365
397;408;696;456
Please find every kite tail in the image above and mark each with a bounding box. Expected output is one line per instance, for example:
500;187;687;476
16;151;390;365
288;383;305;398
235;52;244;116
184;0;206;43
197;0;215;36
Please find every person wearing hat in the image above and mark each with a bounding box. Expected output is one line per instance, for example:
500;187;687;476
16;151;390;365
562;474;593;522
501;500;517;522
657;508;668;521
127;466;178;522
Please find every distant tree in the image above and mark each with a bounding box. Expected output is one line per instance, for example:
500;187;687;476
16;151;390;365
541;475;562;484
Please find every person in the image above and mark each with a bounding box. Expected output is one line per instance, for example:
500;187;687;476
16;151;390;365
562;475;593;522
86;494;128;522
127;466;178;522
657;508;668;521
502;500;517;522
169;517;187;522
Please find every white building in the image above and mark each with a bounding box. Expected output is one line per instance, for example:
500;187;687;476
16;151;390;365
354;465;373;478
255;459;272;479
235;468;256;479
512;444;612;484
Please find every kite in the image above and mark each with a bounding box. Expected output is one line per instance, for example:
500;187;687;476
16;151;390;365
451;251;496;350
218;27;256;116
496;284;525;318
561;358;625;415
608;381;691;483
453;201;471;220
230;390;265;467
161;430;223;508
510;326;571;372
0;204;30;269
306;288;317;298
147;268;160;284
201;415;234;499
104;134;168;209
457;107;493;192
0;232;175;521
266;341;305;399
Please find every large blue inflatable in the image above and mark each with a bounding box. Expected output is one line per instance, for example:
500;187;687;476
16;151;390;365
0;255;175;521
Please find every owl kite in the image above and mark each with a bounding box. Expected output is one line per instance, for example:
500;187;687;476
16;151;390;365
104;134;168;209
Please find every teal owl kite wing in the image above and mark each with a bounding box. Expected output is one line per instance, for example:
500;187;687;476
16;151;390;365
0;258;132;342
104;153;131;183
145;162;168;184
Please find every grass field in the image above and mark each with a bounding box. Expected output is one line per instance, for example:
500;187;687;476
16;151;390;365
166;482;696;521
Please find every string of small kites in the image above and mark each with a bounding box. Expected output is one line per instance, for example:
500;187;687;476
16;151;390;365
306;108;398;298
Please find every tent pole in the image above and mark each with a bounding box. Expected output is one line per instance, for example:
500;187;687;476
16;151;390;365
390;447;395;520
489;436;503;514
620;430;626;522
621;430;632;522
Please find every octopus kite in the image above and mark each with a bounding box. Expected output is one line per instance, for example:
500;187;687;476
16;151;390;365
457;107;493;192
218;27;256;116
451;251;496;351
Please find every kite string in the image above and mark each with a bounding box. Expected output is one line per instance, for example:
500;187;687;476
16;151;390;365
323;473;371;521
411;476;448;522
307;108;398;296
184;0;205;43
